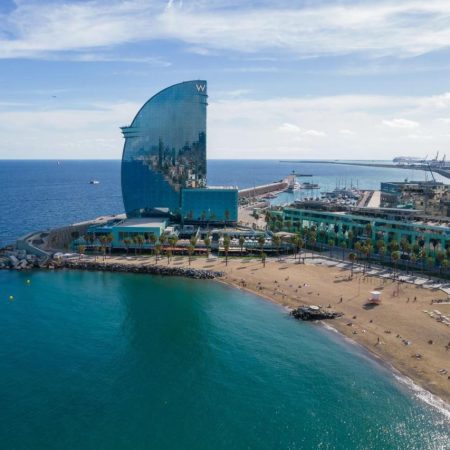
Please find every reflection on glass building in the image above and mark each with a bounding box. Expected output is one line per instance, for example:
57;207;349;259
121;80;208;217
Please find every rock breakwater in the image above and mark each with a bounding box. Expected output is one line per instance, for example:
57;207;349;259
64;261;224;279
0;249;223;280
291;305;343;321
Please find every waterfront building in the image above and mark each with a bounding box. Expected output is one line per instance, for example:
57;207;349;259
270;207;450;253
181;187;239;223
121;80;208;216
120;80;237;224
380;181;450;217
81;81;238;249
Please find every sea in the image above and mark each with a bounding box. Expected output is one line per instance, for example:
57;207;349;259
0;160;449;449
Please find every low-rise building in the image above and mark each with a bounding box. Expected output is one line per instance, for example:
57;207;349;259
181;187;238;223
269;206;450;254
380;181;450;216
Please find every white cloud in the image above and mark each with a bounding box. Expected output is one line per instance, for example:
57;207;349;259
2;91;450;159
302;129;326;137
208;92;450;159
216;89;252;99
0;101;139;158
382;118;419;128
2;1;450;59
278;123;301;133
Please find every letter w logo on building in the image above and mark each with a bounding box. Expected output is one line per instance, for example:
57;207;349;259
196;84;206;92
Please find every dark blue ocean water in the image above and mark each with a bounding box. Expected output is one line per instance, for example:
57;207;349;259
0;160;442;247
0;160;449;448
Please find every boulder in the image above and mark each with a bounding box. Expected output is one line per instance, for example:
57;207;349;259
8;255;19;267
291;306;343;321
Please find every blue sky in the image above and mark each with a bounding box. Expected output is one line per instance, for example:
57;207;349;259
1;0;450;159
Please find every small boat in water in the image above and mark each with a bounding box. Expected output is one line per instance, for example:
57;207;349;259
89;180;100;185
300;182;320;189
286;181;301;192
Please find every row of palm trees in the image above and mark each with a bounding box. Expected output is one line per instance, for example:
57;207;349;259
265;212;450;276
79;232;212;266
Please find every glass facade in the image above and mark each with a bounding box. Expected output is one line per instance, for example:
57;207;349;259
121;80;208;216
181;188;238;222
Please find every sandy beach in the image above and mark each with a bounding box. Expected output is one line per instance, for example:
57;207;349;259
79;253;450;404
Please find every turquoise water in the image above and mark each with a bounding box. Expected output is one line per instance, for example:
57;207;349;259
0;270;449;449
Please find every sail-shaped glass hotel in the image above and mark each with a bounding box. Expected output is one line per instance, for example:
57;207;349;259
121;80;237;223
121;80;208;216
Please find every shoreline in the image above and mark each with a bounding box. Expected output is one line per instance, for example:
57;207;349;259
214;267;450;407
3;253;450;408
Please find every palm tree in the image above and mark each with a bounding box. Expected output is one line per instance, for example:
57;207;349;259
187;244;194;266
410;253;417;272
328;239;334;257
318;230;327;250
307;229;317;256
376;238;385;256
189;235;198;254
365;241;373;269
168;235;178;253
83;233;93;250
149;234;157;256
159;233;167;248
339;240;347;261
347;230;354;249
223;235;231;266
203;235;211;257
154;243;161;264
391;250;400;278
378;245;386;263
136;234;144;255
159;234;168;259
106;233;114;256
290;235;300;260
239;235;245;256
77;244;86;261
419;249;427;273
132;235;139;256
365;223;373;239
354;241;362;264
298;237;305;263
99;235;108;261
123;237;132;255
273;235;282;259
348;252;356;278
258;235;266;262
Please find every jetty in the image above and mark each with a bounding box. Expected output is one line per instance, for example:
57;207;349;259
0;250;223;280
279;160;450;181
239;180;288;199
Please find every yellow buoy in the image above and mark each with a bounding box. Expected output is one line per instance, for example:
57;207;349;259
8;295;14;301
26;279;31;284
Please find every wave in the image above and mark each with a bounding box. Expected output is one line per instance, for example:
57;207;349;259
321;322;450;421
393;373;450;421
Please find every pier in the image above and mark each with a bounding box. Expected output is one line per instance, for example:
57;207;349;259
239;180;288;199
279;160;450;180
